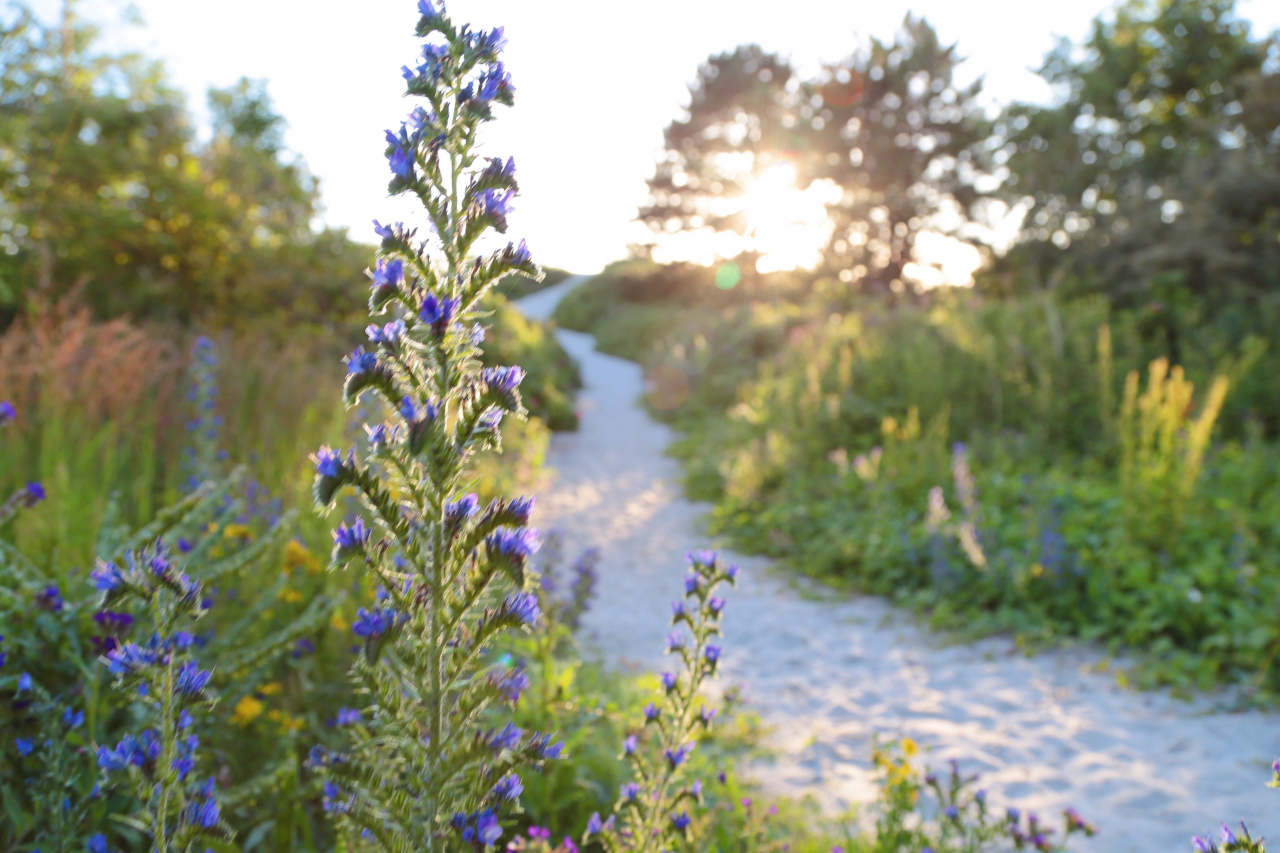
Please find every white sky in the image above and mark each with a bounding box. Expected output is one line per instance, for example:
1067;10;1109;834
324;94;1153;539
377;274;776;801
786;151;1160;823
31;0;1280;273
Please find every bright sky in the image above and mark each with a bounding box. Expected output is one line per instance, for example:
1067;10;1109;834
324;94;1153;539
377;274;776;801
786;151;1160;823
34;0;1280;275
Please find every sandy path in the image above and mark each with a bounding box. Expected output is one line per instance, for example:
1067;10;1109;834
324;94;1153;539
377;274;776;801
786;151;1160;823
517;279;1280;852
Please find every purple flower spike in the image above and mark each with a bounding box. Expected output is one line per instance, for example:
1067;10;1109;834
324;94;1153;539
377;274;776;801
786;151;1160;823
705;644;722;665
707;596;726;615
24;482;46;504
389;146;415;179
314;446;346;479
665;742;693;769
174;661;211;697
352;606;397;639
0;401;14;424
346;347;380;375
482;366;524;393
333;518;371;553
621;782;640;800
660;671;679;692
90;561;126;593
502;592;540;625
445;493;481;526
372;258;404;290
486;527;541;560
491;773;523;801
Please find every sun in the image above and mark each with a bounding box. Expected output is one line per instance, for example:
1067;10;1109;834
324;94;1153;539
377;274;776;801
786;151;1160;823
739;162;841;273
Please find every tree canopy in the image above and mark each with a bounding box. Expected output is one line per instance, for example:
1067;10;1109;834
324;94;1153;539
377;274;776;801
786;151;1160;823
0;2;367;327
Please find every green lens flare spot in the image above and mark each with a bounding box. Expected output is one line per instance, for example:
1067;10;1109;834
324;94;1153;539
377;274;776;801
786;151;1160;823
714;263;741;290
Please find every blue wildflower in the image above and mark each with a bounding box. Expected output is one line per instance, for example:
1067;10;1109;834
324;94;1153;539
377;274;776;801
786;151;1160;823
491;772;523;801
174;661;211;697
479;188;514;222
621;782;640;801
24;482;46;504
346;347;380;375
707;596;725;615
586;813;603;835
87;834;108;853
1192;838;1215;853
292;638;315;658
313;446;348;479
705;644;722;666
945;805;959;820
389;146;415;179
470;323;486;344
367;319;406;344
62;707;84;728
179;710;194;729
671;812;691;831
507;494;535;524
372;258;404;290
683;575;702;595
15;737;34;756
690;779;703;797
667;631;686;651
183;797;220;828
417;0;442;21
418;293;459;332
476;809;503;845
489;723;523;751
486;527;541;560
670;600;687;620
445;493;480;526
17;672;32;692
474;26;507;54
106;641;159;677
644;703;660;722
0;401;14;424
688;549;717;568
481;365;524;393
623;735;637;755
400;396;439;426
490;666;529;702
93;610;135;634
352;606;397;639
501;592;540;625
335;707;362;726
665;742;693;768
334;518;371;553
35;584;63;612
1220;825;1238;846
661;671;678;692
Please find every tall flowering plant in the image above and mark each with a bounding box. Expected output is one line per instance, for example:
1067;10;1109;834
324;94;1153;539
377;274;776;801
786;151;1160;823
308;2;555;847
579;550;736;853
91;536;228;849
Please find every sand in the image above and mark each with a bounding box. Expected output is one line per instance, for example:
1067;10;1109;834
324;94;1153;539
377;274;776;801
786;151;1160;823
516;279;1280;852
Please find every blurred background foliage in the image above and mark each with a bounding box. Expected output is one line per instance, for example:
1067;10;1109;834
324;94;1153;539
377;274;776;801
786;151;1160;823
559;0;1280;699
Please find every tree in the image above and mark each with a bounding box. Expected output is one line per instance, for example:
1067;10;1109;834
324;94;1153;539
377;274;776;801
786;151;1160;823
0;2;364;326
637;45;805;240
994;0;1279;313
638;19;991;296
807;15;989;293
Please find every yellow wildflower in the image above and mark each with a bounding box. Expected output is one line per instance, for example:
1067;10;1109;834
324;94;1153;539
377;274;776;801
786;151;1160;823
258;682;283;696
278;588;304;604
232;695;264;726
268;709;306;733
223;523;253;541
331;612;348;632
